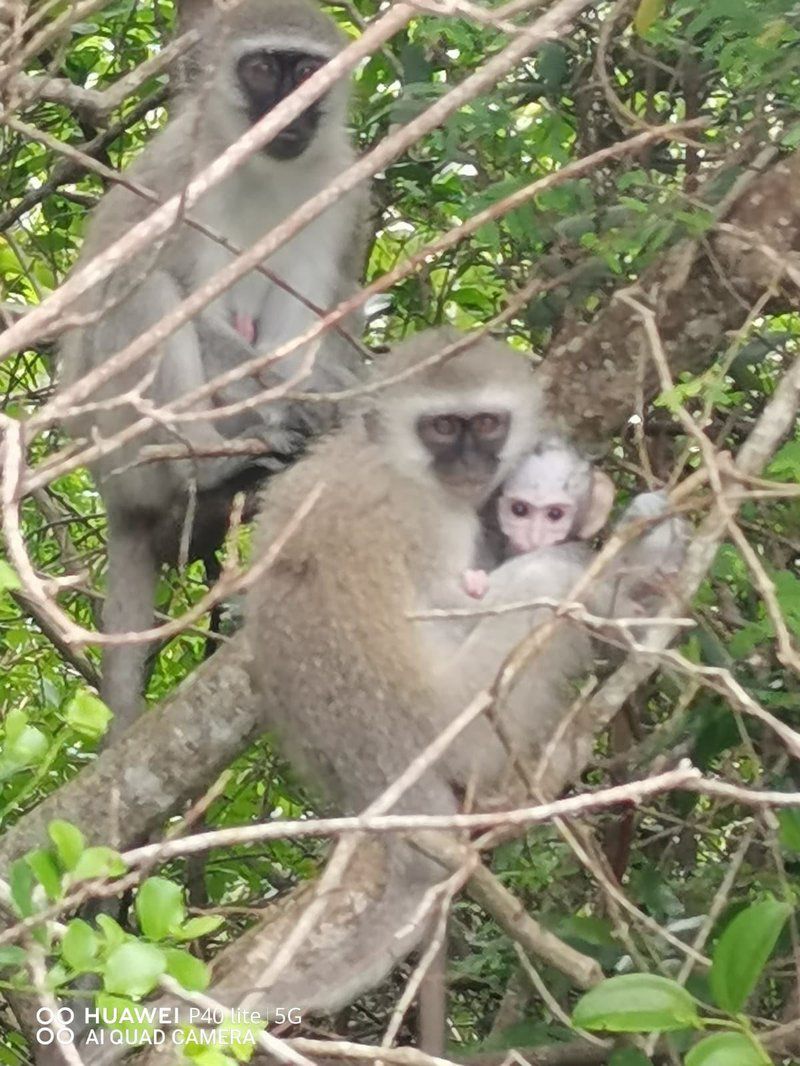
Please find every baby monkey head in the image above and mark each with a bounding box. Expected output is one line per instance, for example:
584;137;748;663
498;437;614;554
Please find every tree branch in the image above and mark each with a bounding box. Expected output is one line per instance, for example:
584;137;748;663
540;151;800;439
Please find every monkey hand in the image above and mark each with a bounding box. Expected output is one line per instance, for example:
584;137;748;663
606;490;690;620
242;418;308;464
462;569;489;599
618;490;689;576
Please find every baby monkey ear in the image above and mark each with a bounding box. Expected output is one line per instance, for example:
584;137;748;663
578;470;615;538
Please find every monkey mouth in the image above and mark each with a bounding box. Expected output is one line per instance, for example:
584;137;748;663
266;126;309;159
261;107;322;161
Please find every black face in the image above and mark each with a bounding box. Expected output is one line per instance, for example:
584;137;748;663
416;410;511;496
236;49;328;160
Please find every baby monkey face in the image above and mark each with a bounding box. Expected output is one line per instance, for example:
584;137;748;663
496;442;614;554
497;489;576;552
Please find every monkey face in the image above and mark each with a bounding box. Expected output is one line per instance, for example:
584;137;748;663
416;410;511;502
236;49;329;160
497;492;576;553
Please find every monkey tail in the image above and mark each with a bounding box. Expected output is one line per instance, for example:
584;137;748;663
78;839;445;1065
99;519;160;743
213;837;446;1014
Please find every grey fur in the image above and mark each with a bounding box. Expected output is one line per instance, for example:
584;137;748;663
242;328;687;1020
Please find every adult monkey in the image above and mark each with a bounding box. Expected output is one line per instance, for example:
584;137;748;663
58;0;369;739
244;329;684;1035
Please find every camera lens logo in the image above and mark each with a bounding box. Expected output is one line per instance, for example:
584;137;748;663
36;1007;75;1045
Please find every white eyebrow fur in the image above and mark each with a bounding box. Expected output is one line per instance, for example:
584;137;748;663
233;34;336;57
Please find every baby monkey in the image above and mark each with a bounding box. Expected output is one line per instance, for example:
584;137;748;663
463;435;614;598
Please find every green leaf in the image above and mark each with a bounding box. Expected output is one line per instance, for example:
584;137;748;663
0;946;26;971
655;375;704;412
0;561;21;594
7;722;48;763
215;1017;264;1062
4;709;27;746
572;974;701;1032
610;1050;652;1066
775;571;800;638
176;916;225;940
48;821;85;871
767;440;800;481
634;0;665;34
47;963;70;988
70;846;126;882
186;1049;233;1066
61;919;98;971
778;809;800;852
685;1032;769;1066
135;877;186;941
103;942;166;997
64;691;113;739
96;914;127;952
26;849;63;902
9;859;36;918
536;42;569;91
709;899;791;1012
0;711;48;778
164;947;210;992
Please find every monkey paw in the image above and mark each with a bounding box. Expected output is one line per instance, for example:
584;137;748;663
462;569;489;599
250;425;307;463
621;490;689;574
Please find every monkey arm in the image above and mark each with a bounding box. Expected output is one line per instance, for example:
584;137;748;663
431;548;594;794
65;266;303;501
194;315;280;400
594;491;690;620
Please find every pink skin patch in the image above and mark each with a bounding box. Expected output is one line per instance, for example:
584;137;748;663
462;569;489;600
233;312;257;345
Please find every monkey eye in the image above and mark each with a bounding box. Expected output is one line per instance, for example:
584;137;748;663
238;52;280;93
471;411;509;439
472;413;499;435
510;500;530;518
294;56;326;83
547;507;565;522
431;415;460;438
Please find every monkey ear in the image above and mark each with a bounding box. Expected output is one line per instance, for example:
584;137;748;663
578;470;615;538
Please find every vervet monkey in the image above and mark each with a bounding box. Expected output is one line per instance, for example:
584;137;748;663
244;328;686;1032
463;435;615;599
58;0;369;737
